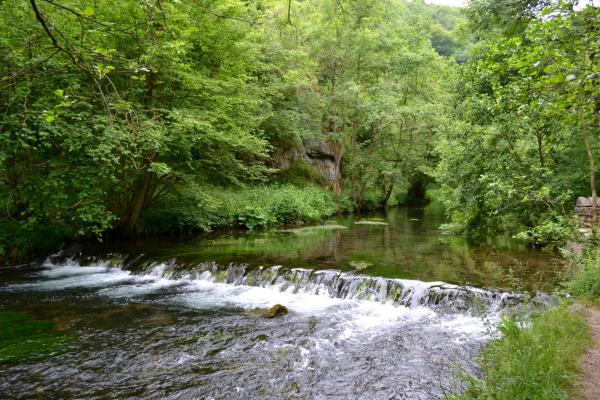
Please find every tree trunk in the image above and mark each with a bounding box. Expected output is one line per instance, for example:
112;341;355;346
122;173;153;236
536;130;545;168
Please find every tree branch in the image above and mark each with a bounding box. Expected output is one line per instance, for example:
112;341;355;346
191;1;255;24
40;0;137;37
29;0;77;65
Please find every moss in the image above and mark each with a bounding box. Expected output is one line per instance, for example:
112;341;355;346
0;311;76;364
216;271;227;283
349;260;372;271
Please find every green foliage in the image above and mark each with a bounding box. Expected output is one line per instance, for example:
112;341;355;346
452;306;590;400
415;2;474;62
0;311;75;364
0;0;276;261
237;206;274;231
437;0;600;245
274;161;326;186
514;216;576;249
139;184;337;233
568;248;600;299
0;0;459;262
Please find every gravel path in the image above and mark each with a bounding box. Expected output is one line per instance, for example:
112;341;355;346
581;306;600;400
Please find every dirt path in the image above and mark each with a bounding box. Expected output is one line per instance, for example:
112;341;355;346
581;306;600;399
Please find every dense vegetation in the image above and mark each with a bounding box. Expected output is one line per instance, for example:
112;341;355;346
3;0;598;263
0;0;468;263
438;0;600;244
3;0;600;397
442;1;600;399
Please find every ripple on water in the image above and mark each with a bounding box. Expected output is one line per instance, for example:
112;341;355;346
0;260;496;399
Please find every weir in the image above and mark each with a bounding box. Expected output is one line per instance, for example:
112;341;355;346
40;253;548;316
0;249;559;400
154;261;552;315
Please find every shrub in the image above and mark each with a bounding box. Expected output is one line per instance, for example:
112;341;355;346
0;219;69;265
236;206;274;230
139;184;337;233
514;216;576;249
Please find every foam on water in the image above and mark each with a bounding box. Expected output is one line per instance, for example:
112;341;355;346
0;258;504;343
39;259;110;278
6;267;136;291
0;257;534;399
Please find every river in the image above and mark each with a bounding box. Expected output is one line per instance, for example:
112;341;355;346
0;205;563;399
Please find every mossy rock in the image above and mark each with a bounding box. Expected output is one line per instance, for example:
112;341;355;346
246;304;289;318
354;220;389;226
349;261;372;271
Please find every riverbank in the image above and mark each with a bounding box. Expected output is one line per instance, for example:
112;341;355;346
452;305;591;400
1;184;340;267
453;245;600;399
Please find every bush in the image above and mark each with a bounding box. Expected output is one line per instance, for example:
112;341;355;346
0;219;69;265
452;306;590;400
139;184;338;233
514;216;576;249
236;206;274;230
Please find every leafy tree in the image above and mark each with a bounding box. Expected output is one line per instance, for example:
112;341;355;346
437;0;600;243
0;0;461;262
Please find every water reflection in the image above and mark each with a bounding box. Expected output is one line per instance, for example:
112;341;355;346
90;205;562;292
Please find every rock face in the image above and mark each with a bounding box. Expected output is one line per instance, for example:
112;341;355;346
247;304;289;319
271;138;341;192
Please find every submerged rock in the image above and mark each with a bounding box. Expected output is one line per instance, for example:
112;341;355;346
354;220;389;226
277;224;347;235
349;261;372;271
247;304;289;318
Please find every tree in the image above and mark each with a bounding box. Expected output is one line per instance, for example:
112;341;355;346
437;0;600;243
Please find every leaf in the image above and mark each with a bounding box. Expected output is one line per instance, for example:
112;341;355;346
82;6;94;17
148;162;172;176
54;89;64;97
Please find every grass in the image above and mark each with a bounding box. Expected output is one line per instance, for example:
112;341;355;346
0;311;76;364
451;305;591;400
567;247;600;299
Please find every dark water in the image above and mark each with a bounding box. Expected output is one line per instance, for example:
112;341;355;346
0;206;563;399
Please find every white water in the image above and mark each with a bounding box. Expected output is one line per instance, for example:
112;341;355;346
3;259;496;342
2;258;527;399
